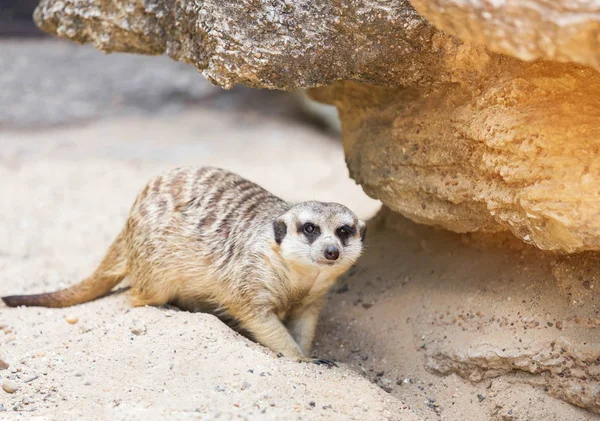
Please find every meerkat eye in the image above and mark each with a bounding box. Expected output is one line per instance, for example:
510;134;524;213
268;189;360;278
336;225;354;238
303;223;316;234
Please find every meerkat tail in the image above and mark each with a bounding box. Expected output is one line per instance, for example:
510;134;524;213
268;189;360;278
2;230;128;308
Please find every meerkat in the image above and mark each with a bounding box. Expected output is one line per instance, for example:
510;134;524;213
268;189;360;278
2;167;365;365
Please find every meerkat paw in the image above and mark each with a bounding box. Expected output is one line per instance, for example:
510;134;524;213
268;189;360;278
300;357;338;368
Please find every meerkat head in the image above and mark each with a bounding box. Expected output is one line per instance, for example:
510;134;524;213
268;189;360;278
273;201;366;270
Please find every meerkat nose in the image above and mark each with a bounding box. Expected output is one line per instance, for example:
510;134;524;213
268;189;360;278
324;246;340;261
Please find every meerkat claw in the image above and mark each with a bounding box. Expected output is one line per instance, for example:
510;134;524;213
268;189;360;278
310;358;338;368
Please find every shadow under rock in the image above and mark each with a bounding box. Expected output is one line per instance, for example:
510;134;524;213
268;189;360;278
315;207;599;421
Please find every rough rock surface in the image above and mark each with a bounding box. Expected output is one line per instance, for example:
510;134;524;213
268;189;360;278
311;59;600;252
33;0;448;89
410;0;600;72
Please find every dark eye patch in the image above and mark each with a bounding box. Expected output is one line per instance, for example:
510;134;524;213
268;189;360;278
298;222;321;244
336;225;355;246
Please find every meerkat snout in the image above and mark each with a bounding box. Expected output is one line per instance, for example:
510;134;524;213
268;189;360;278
324;245;339;261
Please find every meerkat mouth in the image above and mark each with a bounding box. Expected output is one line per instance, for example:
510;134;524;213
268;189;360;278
314;259;336;266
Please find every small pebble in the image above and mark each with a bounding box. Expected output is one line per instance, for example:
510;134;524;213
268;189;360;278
131;328;143;336
24;375;38;383
84;380;92;386
74;371;85;377
2;379;18;393
65;316;79;325
0;358;9;370
0;403;6;411
379;377;392;386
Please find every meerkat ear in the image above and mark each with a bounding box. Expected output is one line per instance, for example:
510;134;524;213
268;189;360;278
358;220;367;243
273;218;287;245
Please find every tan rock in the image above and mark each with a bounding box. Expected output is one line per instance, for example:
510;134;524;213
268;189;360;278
2;379;18;394
311;58;600;252
65;315;79;325
410;0;600;71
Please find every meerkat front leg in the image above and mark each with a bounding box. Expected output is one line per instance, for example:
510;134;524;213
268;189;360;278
286;300;337;367
241;311;336;366
286;300;323;357
242;312;305;360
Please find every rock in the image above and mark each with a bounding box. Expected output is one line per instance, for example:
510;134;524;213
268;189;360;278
426;339;600;413
311;60;600;252
23;374;39;383
65;315;79;325
130;324;147;336
2;379;18;393
410;0;600;72
32;0;446;89
0;358;9;370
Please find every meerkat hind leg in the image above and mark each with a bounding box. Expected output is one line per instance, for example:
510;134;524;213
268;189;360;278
130;288;170;307
128;275;173;308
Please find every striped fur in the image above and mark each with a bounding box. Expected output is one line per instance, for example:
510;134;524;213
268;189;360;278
2;167;365;363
